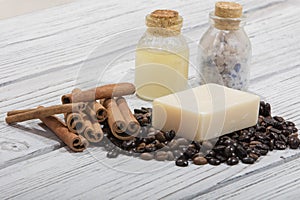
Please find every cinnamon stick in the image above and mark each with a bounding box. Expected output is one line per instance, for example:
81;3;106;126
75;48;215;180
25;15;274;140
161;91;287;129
88;101;108;122
40;115;87;152
116;97;140;136
61;83;135;103
103;98;133;140
63;88;86;134
6;103;86;124
65;113;85;134
82;113;103;143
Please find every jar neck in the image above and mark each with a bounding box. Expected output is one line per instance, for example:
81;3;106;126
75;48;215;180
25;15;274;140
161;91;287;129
209;11;246;31
146;27;181;37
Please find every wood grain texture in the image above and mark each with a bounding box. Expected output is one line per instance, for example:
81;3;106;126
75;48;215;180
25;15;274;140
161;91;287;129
0;0;299;199
0;0;290;169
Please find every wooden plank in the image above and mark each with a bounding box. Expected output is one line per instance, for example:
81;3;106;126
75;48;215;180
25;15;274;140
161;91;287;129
0;0;75;20
194;154;300;199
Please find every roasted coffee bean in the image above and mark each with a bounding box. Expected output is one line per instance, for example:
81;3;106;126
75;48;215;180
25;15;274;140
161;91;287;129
176;156;189;167
145;135;156;144
206;150;216;158
238;135;250;142
275;140;287;150
249;153;259;160
193;152;205;159
140;152;154;160
286;121;295;127
258;149;268;155
274;116;284;123
287;126;294;134
265;103;271;117
134;109;148;114
224;146;235;158
256;143;269;151
215;154;227;163
279;134;288;144
164;130;176;141
290;133;299;138
250;141;262;146
269;139;275;151
122;140;135;149
177;138;189;146
207;158;221;166
270;132;279;140
107;150;119;158
227;157;239;165
155;151;168;161
155;142;165;149
192;141;201;151
145;143;156;152
282;130;291;137
293;127;298;133
270;127;281;135
242;157;255;164
213;145;226;152
193;156;208;165
288;137;300;149
137;143;146;151
155;131;166;142
184;148;197;159
236;145;247;159
257;126;266;133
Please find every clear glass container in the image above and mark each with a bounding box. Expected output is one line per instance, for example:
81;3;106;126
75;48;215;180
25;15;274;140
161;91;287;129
135;10;189;101
198;11;252;91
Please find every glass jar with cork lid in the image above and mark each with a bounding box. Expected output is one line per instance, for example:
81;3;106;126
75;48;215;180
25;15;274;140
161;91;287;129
135;10;189;101
198;2;252;91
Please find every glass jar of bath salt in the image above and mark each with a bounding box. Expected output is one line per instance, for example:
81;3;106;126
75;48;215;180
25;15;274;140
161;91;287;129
135;10;189;101
198;2;252;91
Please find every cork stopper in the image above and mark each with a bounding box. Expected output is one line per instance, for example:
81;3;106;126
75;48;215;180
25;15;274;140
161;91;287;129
151;10;179;19
213;2;243;30
215;2;243;18
146;9;183;35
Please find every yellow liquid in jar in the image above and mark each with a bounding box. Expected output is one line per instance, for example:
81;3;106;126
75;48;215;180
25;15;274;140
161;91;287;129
135;48;189;101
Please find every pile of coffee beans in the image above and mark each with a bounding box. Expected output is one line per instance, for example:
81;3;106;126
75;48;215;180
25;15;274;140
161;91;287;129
99;101;299;167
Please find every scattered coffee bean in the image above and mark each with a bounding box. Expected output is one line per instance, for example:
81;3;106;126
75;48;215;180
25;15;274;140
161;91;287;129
176;156;189;167
207;158;221;166
155;131;166;142
249;153;259;161
193;156;208;165
241;157;255;164
288;137;300;149
227;157;239;165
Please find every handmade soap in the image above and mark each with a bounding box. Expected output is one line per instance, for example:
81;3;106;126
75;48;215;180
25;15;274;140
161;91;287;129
152;84;260;141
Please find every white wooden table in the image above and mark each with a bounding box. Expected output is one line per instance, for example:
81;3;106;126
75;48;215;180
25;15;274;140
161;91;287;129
0;0;300;199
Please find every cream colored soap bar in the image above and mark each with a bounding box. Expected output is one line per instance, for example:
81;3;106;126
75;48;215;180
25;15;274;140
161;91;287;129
152;84;260;141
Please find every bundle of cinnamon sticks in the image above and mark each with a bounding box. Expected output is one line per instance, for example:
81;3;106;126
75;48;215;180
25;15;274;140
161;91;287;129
5;82;139;152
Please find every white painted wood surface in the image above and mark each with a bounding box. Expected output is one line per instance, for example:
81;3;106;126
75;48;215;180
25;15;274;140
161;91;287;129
0;0;299;199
